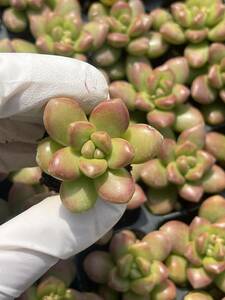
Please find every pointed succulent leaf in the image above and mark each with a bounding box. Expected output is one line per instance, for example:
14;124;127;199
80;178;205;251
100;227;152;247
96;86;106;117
109;81;136;111
177;124;205;149
48;147;80;181
167;162;185;185
143;231;172;261
60;177;97;213
185;43;209;69
108;267;130;293
91;131;112;155
108;138;134;169
69;121;95;150
202;165;225;193
178;183;204;203
140;159;168;188
123;124;163;164
191;75;217;104
126;56;152;91
160;221;190;255
160;21;186;45
90;99;129;138
158;138;176;164
174;104;204;133
44;97;87;146
109;230;136;259
203;257;225;275
79;157;107;178
147;109;175;129
146;185;178;215
187;267;214;289
127;183;147;210
130;275;155;295
151;279;176;300
95;169;135;204
206;132;225;164
84;251;114;284
166;255;188;286
199;195;225;223
36;138;62;174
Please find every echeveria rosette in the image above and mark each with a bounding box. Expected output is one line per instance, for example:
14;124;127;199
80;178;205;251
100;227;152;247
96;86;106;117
139;124;225;214
84;230;176;300
1;0;61;33
89;0;151;50
191;53;225;125
36;97;163;213
161;196;225;292
28;5;108;59
110;56;204;132
26;276;103;300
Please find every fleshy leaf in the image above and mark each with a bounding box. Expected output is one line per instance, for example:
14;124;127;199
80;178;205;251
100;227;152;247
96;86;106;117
166;255;188;286
199;195;225;223
60;177;97;213
108;138;134;169
202;165;225;193
79;158;107;178
160;221;189;255
49;147;80;181
84;251;114;284
91;131;112;154
109;81;136;111
36;138;62;174
178;183;204;203
177;124;205;149
95;169;135;204
89;99;129;138
147;109;176;128
143;231;172;261
151;279;176;300
69;121;95;150
43;97;87;146
187;267;213;289
141;159;168;188
127;184;147;210
123;124;163;164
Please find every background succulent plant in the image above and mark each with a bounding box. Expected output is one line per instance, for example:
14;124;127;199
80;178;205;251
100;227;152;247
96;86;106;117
160;195;225;292
137;124;225;214
36;97;162;213
84;229;176;299
28;0;107;58
110;56;205;131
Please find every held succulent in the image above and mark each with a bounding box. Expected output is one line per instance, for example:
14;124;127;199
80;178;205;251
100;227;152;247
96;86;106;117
84;230;176;299
29;3;108;58
161;195;225;292
36;97;163;213
138;124;225;213
110;56;204;131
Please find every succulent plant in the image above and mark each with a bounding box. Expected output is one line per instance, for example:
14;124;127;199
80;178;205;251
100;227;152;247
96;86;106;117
161;195;225;291
191;56;225;105
206;131;225;166
89;0;151;50
28;1;108;58
0;38;38;53
84;229;176;299
137;124;225;214
8;167;51;216
36;97;162;213
0;0;61;33
126;183;147;210
110;56;204;131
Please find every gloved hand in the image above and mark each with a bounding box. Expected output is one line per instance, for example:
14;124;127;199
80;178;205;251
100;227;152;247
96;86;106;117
0;53;126;300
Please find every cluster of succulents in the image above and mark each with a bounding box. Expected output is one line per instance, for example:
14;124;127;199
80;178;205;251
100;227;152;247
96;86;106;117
82;195;225;299
135;124;225;214
0;0;225;298
36;96;162;212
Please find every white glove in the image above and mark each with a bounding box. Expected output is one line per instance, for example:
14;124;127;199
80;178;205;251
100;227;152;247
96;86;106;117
0;53;126;300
